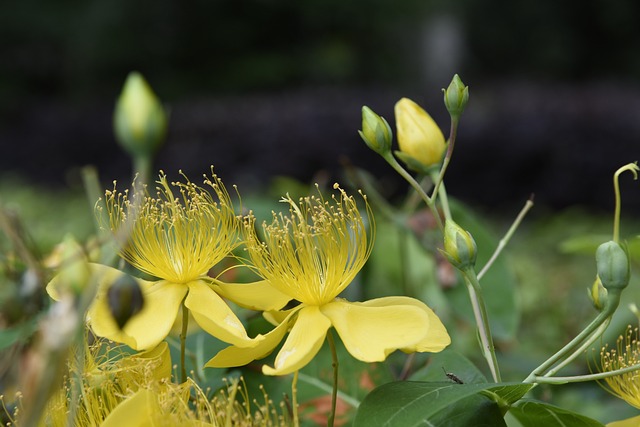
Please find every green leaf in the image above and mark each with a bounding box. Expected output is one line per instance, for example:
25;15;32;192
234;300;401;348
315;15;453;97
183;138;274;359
509;399;605;426
353;381;533;427
409;349;488;384
0;318;40;350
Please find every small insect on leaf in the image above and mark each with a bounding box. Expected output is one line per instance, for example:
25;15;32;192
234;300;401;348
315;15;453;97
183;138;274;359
442;367;464;384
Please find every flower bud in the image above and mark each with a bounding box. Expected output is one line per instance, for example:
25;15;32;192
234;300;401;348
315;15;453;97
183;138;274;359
113;71;167;158
596;240;630;291
394;98;446;171
442;219;477;270
359;106;392;155
588;276;608;311
107;274;145;329
443;74;469;118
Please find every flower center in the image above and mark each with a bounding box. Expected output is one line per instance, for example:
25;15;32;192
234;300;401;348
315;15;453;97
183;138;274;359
101;170;239;284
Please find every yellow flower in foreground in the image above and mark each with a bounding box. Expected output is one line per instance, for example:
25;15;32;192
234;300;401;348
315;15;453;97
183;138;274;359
395;97;446;169
598;326;640;425
14;339;285;427
207;184;450;375
47;171;290;350
36;340;171;426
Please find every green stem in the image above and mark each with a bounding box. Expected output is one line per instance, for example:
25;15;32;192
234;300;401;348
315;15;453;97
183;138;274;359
430;116;459;203
533;361;640;384
382;153;443;232
542;318;611;378
524;290;621;383
478;196;534;281
430;171;452;221
612;162;639;243
327;330;339;427
180;301;189;383
292;371;300;427
133;154;154;188
462;268;501;382
297;373;360;408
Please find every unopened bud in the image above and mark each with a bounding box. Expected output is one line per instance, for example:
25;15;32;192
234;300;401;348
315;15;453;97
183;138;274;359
588;276;608;311
394;98;446;171
113;71;167;158
442;219;477;270
107;274;144;329
359;106;392;155
443;74;469;118
596;240;630;291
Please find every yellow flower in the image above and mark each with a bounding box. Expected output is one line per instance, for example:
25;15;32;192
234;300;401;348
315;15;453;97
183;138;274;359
47;170;290;350
207;184;450;375
395;97;446;168
36;340;172;427
599;326;640;409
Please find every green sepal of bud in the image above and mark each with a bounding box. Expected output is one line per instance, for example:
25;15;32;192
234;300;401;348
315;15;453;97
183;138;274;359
588;276;608;311
442;219;477;270
596;240;630;290
113;71;168;158
359;106;393;156
58;234;91;296
107;274;145;329
443;74;469;118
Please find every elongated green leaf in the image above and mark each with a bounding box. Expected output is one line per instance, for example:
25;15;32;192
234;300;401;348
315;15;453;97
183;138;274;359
509;399;605;427
0;318;39;350
410;349;488;384
353;381;533;427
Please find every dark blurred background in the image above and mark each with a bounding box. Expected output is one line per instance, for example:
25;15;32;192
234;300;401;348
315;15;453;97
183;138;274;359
1;0;639;212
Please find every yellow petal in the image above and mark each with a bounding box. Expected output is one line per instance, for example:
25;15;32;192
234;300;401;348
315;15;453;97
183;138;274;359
85;264;187;350
205;308;300;368
101;389;159;427
359;296;451;352
264;305;300;326
128;341;172;382
263;305;331;376
608;415;640;427
185;280;256;347
212;278;291;311
395;97;446;167
320;298;434;362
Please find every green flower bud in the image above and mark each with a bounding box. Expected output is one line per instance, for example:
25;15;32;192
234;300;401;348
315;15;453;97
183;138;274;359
443;74;469;118
58;234;91;296
359;106;392;155
588;276;608;311
596;240;630;290
442;219;477;270
107;274;145;329
113;71;167;158
394;97;446;171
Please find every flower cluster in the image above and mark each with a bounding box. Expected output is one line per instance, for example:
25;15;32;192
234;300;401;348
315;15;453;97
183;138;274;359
46;170;449;379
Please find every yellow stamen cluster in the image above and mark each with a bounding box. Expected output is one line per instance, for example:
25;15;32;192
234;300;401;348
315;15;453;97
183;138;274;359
100;170;239;284
243;184;374;306
599;326;640;408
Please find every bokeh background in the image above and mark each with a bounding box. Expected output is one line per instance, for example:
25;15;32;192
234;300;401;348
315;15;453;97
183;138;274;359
1;0;639;212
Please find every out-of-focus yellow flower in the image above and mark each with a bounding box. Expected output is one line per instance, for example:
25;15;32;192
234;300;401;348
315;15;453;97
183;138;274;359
47;170;290;350
607;415;640;427
10;339;285;427
207;184;450;375
394;97;446;170
35;340;171;427
599;326;640;409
